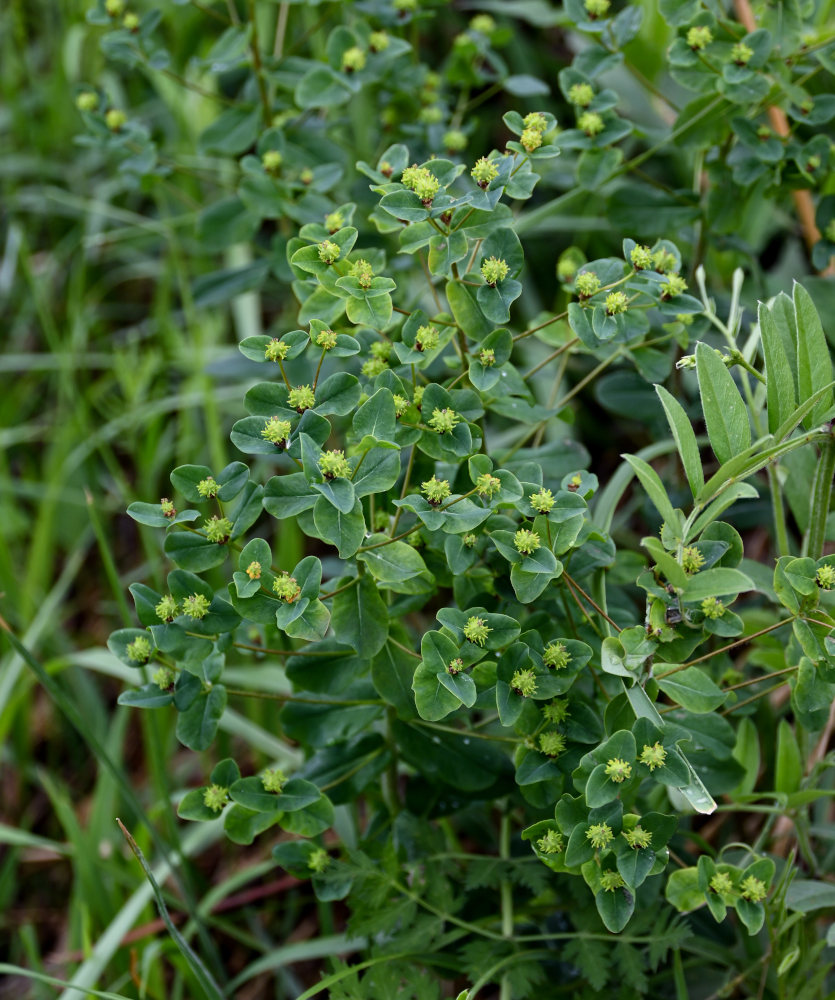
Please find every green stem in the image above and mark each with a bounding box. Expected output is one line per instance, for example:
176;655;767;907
247;0;272;125
768;464;791;558
499;807;513;1000
803;433;835;559
386;706;400;816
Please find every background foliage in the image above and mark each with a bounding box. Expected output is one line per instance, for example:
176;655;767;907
2;0;835;998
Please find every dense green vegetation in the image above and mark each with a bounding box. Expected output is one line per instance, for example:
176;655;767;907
3;0;835;998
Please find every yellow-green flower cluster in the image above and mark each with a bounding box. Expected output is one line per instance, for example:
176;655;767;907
539;730;566;757
630;244;653;270
288;385;316;411
262;150;282;174
415;324;439;352
262;417;292;446
661;274;688;299
402;165;441;204
203;784;228;812
265;338;289;362
604;757;633;783
514;529;541;555
568;83;594;107
197;476;218;498
623;825;652;849
731;41;754;65
511;668;538;697
575;271;601;298
155;595;178;621
350;258;374;288
584;0;610;18
261;769;287;793
273;574;301;603
318;240;340;264
543;641;571;670
537;828;564;854
578;111;604;137
127;636;152;663
319;450;351;479
681;546;705;574
481;256;509;286
605;291;629;315
183;593;210;619
204;515;232;543
687;25;713;50
316;328;338;350
476;473;501;498
600;870;625;892
530;488;555;513
428;407;460;434
341;46;366;73
464;615;491;646
586;822;613;849
701;596;725;619
639;742;667;771
422;476;451;504
471;156;498;188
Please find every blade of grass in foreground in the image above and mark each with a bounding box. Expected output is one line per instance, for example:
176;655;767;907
0;966;133;1000
117;820;226;1000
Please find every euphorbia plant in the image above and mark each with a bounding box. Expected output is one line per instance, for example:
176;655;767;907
76;0;835;995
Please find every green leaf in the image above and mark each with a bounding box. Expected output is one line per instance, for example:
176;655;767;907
331;574;388;658
476;279;523;324
696;342;751;464
654;385;704;497
622;454;678;529
198;106;260;155
794;282;834;428
312;477;356;514
314;372;361;416
353;388;398;445
665;867;703;912
229;776;321;814
759;301;796;434
595;886;635;933
313;496;366;559
775;719;802;795
295;65;353;109
786;879;835;912
679;567;753;603
118;684;174;710
176;686;227;751
264;473;317;518
656;668;726;713
372;640;418;719
357;535;434;593
283;600;331;642
164;531;228;572
345;292;393;329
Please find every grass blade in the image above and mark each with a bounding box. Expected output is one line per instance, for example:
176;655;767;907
116;820;226;1000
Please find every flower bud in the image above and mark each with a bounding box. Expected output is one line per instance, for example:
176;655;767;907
578;111;604;137
687;25;713;50
182;593;210;619
288;385;315;411
480;256;509;286
262;150;283;174
568;83;594;107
